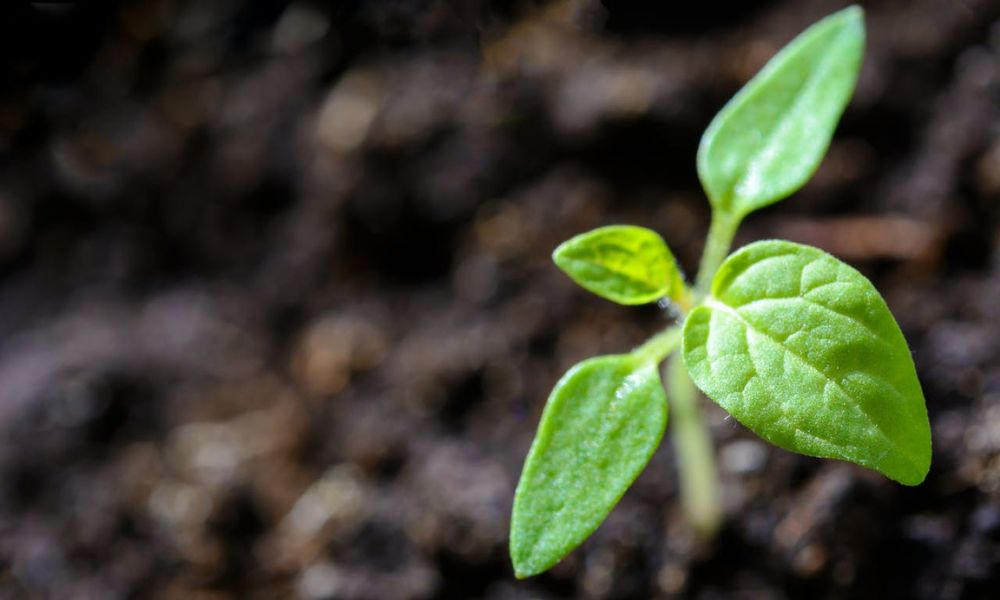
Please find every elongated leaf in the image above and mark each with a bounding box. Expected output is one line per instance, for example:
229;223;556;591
682;240;931;485
510;354;667;578
553;225;685;305
698;6;864;217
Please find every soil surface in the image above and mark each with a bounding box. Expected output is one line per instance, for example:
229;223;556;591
1;0;1000;598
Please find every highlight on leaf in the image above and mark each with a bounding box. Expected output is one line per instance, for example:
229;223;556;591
681;240;931;485
552;225;686;306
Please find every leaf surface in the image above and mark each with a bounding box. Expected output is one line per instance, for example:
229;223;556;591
553;225;684;305
682;240;931;485
510;354;667;577
697;6;864;217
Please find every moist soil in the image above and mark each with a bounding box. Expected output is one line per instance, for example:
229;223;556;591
1;0;1000;598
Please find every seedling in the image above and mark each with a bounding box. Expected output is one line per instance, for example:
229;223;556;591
510;6;931;579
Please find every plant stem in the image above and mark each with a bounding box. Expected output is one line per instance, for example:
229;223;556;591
664;207;738;538
666;354;722;538
695;210;741;294
634;324;721;535
632;326;682;365
633;208;737;537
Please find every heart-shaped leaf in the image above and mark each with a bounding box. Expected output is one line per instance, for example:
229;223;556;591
510;354;668;578
682;240;931;485
553;225;685;305
698;6;864;218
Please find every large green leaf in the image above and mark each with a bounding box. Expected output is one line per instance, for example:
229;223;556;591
553;225;685;305
510;354;668;578
682;240;931;485
697;6;864;218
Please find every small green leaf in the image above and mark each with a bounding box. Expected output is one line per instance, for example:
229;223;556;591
682;240;931;485
510;354;668;578
698;6;864;218
553;225;685;305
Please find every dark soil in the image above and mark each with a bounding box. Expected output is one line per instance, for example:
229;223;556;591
1;0;999;598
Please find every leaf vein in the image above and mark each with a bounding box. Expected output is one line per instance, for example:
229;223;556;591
732;295;886;344
705;297;920;471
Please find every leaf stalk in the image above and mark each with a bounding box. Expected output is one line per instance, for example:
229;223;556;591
695;210;741;294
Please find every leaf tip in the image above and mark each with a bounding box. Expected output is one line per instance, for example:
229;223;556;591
509;538;546;579
897;472;928;487
831;4;865;43
510;552;529;579
551;239;570;269
890;464;928;487
512;564;533;580
839;4;865;22
892;449;931;487
885;409;932;487
551;238;583;289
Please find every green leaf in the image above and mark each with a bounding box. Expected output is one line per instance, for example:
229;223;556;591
682;240;931;485
697;5;864;218
510;354;668;578
553;225;685;305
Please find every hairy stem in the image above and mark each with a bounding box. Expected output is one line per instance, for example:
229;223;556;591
632;326;682;365
666;354;722;538
640;208;734;537
654;207;736;537
695;210;741;294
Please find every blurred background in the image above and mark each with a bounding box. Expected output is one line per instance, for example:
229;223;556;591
0;0;998;597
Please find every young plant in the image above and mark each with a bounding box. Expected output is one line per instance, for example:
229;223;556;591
510;6;932;579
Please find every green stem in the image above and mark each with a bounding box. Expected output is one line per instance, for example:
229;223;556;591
632;326;682;365
633;209;735;537
658;207;736;538
666;354;722;538
695;210;741;294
